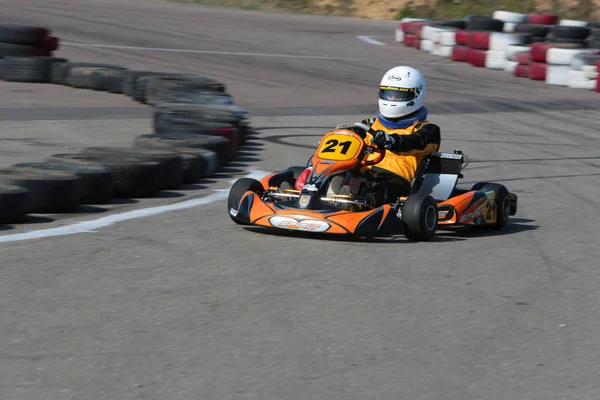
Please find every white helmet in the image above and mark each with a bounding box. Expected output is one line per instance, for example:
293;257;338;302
378;66;426;119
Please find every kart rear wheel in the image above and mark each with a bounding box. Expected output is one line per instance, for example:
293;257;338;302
471;182;510;229
402;194;438;241
228;177;264;225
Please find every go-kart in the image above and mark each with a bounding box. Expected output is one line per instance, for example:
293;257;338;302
227;122;518;241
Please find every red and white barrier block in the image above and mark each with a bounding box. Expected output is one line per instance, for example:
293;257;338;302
395;11;600;93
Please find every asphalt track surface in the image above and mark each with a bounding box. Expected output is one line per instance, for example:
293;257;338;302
1;1;600;398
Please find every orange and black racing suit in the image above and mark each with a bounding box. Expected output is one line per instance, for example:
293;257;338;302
359;108;441;206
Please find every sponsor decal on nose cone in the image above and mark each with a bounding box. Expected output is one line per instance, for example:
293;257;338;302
269;216;330;232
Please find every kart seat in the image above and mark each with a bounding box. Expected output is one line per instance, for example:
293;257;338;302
410;152;464;201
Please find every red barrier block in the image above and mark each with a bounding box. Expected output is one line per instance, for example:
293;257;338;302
529;62;548;80
467;48;487;67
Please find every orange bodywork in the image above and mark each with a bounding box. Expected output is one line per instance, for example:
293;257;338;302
436;189;498;226
234;190;401;235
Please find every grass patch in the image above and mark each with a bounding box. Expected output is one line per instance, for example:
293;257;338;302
394;0;596;20
162;0;599;20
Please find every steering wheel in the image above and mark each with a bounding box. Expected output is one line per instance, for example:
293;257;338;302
334;122;387;166
361;144;385;166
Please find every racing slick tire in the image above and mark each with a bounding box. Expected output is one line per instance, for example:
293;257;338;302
470;182;511;229
228;178;264;225
401;194;438;242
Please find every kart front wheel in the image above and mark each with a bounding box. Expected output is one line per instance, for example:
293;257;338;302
402;194;438;242
228;177;264;225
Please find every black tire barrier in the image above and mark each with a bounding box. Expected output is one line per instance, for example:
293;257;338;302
47;154;163;199
153;102;244;137
134;133;232;167
94;69;129;93
1;56;67;83
80;147;184;190
80;146;207;185
146;76;226;105
465;15;505;32
514;24;550;38
0;23;254;226
0;167;83;214
66;66;128;89
0;42;47;58
51;62;128;85
0;25;49;47
587;29;600;48
132;73;207;103
147;83;234;107
131;138;219;179
12;161;114;205
0;184;29;224
432;19;466;30
551;25;592;40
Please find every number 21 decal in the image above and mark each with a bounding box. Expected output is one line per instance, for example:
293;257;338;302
321;139;352;154
317;134;361;160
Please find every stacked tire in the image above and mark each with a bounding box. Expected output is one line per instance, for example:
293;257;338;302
463;16;505;68
568;51;600;89
396;18;428;44
513;50;532;77
461;15;535;70
0;24;59;58
420;20;466;58
400;20;431;49
526;42;551;80
492;10;528;33
588;23;600;48
452;29;470;62
0;24;66;83
544;25;593;86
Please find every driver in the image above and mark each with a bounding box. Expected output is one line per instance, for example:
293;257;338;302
358;65;441;207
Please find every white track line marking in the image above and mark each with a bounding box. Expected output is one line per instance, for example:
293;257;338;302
0;170;272;244
357;36;386;46
61;42;367;60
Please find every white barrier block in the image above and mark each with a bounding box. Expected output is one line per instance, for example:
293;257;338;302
485;50;507;70
547;48;592;65
439;31;456;46
396;27;404;42
434;45;454;58
546;65;571;85
582;65;599;80
504;60;518;73
421;39;434;52
492;10;528;24
559;19;588;27
490;32;532;51
567;78;597;89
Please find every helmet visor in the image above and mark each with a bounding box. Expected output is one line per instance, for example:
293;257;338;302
379;86;416;101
